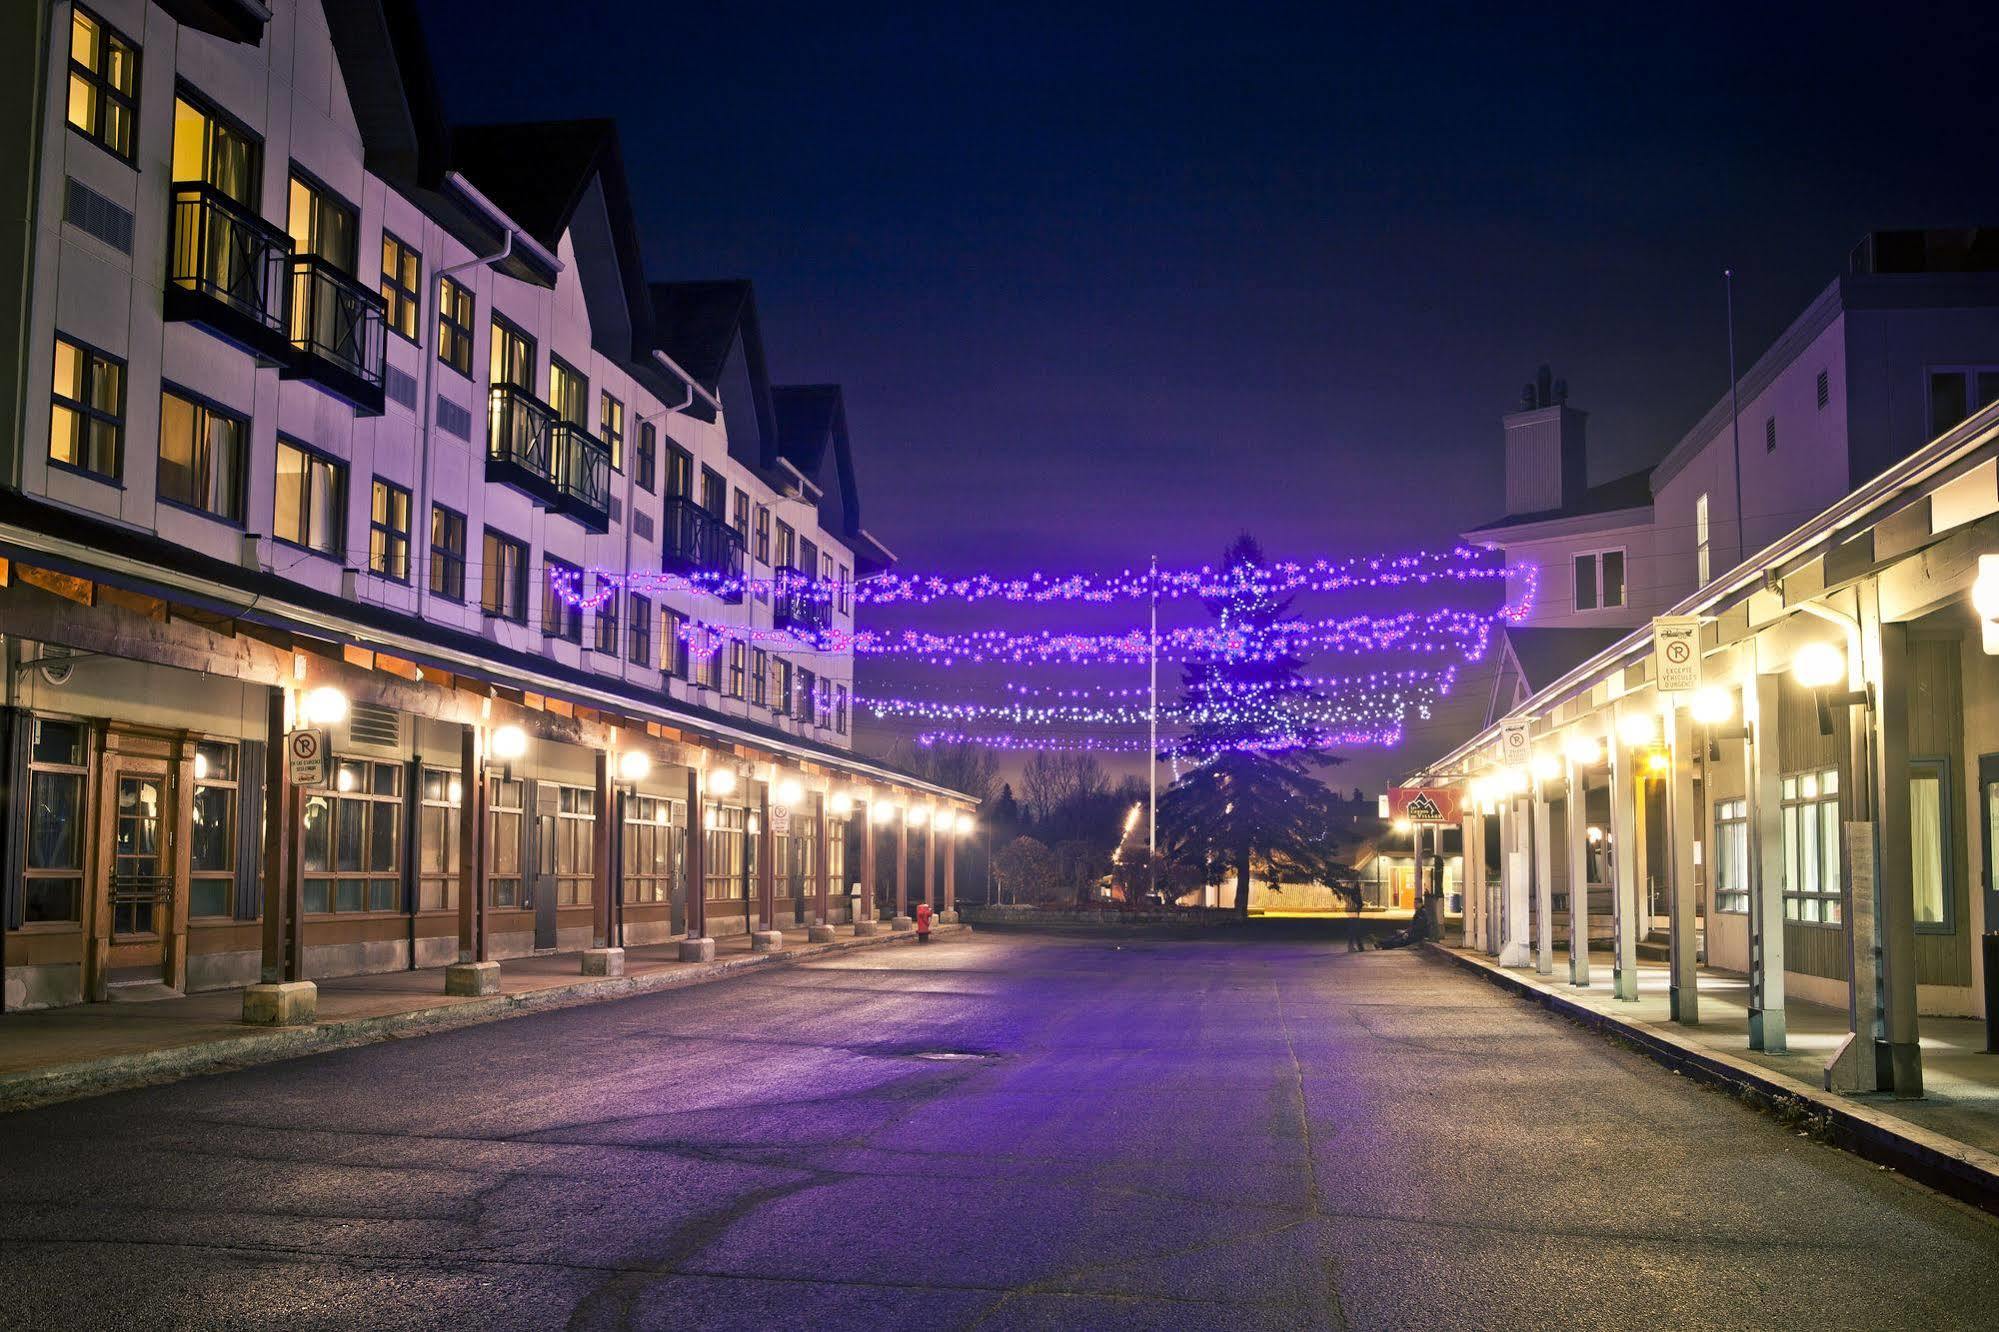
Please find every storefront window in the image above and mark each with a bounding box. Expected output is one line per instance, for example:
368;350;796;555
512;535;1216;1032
704;802;745;903
552;785;594;906
489;778;523;907
188;741;237;918
624;795;685;903
1910;760;1951;929
419;766;461;912
1712;798;1748;914
302;758;402;913
24;718;88;923
1781;767;1841;925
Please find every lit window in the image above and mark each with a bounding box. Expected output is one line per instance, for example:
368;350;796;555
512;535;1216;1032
302;759;403;913
273;439;346;557
368;478;411;581
50;336;124;481
1781;767;1841;924
1910;760;1952;930
66;7;138;162
429;505;466;601
481;528;528;622
189;742;239;918
437;276;474;376
627;593;651;666
600;392;624;470
380;232;422;343
158;387;244;522
544;558;583;642
1712;798;1748;913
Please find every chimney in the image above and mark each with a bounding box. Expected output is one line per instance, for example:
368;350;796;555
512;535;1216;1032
1502;366;1588;517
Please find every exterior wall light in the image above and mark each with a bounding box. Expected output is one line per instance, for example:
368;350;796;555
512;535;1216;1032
490;724;528;761
1791;641;1869;735
302;685;349;727
1646;748;1671;774
1392;818;1413;834
872;801;898;825
1503;768;1530;795
775;777;804;808
1973;553;1999;654
907;804;931;828
1689;686;1734;725
829;791;854;817
706;766;738;797
1563;734;1603;766
955;814;975;837
1616;712;1658;749
1530;753;1561;783
617;750;652;784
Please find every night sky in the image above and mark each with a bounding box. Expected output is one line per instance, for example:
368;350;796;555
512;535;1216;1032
421;0;1999;790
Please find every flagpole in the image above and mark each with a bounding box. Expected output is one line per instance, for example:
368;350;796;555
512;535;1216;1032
1148;554;1159;895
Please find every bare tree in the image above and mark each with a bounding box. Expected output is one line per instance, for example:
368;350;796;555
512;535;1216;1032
887;739;1001;806
1020;752;1110;824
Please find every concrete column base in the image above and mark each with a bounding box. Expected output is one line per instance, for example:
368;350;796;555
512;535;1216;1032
938;911;959;924
852;920;880;937
807;925;837;943
751;930;784;952
241;980;316;1026
444;961;501;996
891;915;915;932
678;937;716;963
581;947;624;977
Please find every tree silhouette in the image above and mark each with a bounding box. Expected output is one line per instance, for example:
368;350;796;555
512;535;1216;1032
1158;533;1343;914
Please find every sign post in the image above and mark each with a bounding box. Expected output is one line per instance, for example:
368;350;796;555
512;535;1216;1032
1499;719;1531;768
1653;615;1703;694
287;728;327;787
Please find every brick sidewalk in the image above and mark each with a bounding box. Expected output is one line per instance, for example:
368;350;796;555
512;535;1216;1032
0;924;961;1112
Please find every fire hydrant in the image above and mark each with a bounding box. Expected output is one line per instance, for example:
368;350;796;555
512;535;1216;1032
915;901;933;943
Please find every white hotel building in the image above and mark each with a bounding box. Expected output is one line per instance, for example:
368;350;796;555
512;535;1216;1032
0;0;971;1013
1411;229;1999;1094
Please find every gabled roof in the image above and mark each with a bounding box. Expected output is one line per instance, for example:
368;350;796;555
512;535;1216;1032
1501;627;1631;694
650;281;757;391
1464;466;1655;537
449;119;617;255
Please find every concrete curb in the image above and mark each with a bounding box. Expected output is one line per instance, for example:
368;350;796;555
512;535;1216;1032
1425;942;1999;1219
0;925;967;1115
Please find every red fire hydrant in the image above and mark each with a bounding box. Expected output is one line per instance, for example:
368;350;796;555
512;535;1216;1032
915;901;933;943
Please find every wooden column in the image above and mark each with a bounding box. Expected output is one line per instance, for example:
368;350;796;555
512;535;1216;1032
593;749;614;949
1870;614;1922;1095
756;781;776;931
943;818;957;915
924;817;936;907
1667;703;1701;1024
896;810;909;919
456;724;487;964
1566;758;1592;986
858;800;876;921
259;687;302;983
814;792;831;926
684;766;707;940
1746;673;1786;1049
1608;711;1641;1001
1532;779;1555;976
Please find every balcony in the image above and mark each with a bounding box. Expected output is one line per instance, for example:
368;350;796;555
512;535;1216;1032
552;421;613;532
281;255;387;415
660;497;746;602
163;182;294;365
772;570;832;635
486;383;563;506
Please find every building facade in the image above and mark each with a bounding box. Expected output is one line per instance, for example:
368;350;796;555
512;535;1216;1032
0;0;969;1012
1413;229;1999;1094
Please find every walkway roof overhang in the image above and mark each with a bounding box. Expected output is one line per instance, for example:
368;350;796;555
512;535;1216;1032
1408;399;1999;784
0;491;970;805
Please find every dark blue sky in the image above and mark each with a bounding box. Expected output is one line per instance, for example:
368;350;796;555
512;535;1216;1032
423;0;1998;779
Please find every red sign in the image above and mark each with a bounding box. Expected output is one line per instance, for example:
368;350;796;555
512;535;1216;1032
1388;787;1462;823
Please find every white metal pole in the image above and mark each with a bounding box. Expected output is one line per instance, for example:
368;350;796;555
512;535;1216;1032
1148;554;1158;868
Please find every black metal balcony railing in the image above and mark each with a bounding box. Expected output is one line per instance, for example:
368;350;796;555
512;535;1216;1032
772;569;832;634
282;254;387;415
487;382;562;505
552;421;612;531
661;496;746;602
163;181;293;364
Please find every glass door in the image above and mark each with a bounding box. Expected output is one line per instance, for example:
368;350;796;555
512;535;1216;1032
105;762;172;985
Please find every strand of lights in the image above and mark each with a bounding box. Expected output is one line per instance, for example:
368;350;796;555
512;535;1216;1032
861;678;1447;728
662;608;1502;665
913;726;1409;754
993;665;1457;700
544;552;1537;611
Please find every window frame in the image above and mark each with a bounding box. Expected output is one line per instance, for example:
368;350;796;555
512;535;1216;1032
429;504;467;602
627;593;652;667
272;436;348;559
660;607;689;679
187;740;240;920
436;275;475;377
1572;546;1626;613
1927;365;1999;440
286;164;359;273
543;557;585;643
635;420;657;493
623;794;685;904
170;82;261;205
418;766;462;913
66;5;140;165
156;382;246;525
1780;766;1843;927
550;784;596;907
379;230;423;344
368;476;412;583
21;716;91;926
1909;756;1956;934
548;354;588;427
1712;796;1748;914
754;504;771;564
592;578;621;656
481;527;529;622
301;757;404;915
1695;493;1710;587
489;311;536;391
600;391;624;471
49;333;126;484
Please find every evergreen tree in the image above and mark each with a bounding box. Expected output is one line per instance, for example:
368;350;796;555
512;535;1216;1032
1158;534;1342;914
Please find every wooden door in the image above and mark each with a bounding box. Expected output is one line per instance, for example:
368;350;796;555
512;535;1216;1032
101;758;173;987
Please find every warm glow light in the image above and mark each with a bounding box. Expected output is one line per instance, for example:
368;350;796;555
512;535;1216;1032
1792;641;1845;689
1123;803;1142;835
1563;734;1603;766
1586;825;1604;844
448;778;462;806
302;686;349;727
829;791;854;818
336;765;356;793
775;777;804;808
617;750;652;783
1975;555;1999;620
955;815;976;837
490;724;528;761
1530;754;1560;783
1689;686;1734;726
194;751;209;781
907;804;931;827
1467;777;1491;804
1392;818;1413;834
706;766;738;797
872;801;898;825
1616;712;1657;748
1647;749;1671;773
1504;768;1530;795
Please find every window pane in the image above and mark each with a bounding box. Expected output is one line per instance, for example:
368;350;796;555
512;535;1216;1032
27;771;82;869
1573;553;1596;611
1600;551;1625;607
1931;371;1969;435
189;879;231;919
191;785;234;872
1910;772;1945;925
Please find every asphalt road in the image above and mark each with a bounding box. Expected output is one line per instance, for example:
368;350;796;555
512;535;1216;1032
3;932;1997;1331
